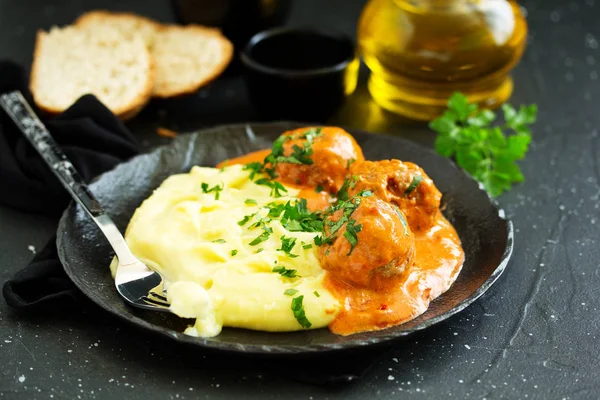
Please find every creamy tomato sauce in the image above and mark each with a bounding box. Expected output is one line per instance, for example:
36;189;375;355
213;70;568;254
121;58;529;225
324;213;463;335
218;126;464;336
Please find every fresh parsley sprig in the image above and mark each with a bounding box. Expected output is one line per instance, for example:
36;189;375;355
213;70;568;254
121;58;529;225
429;92;537;197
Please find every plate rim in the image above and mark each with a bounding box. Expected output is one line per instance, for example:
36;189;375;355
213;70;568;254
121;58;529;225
56;121;514;355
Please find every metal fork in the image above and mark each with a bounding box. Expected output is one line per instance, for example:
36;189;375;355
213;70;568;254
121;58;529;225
0;91;171;312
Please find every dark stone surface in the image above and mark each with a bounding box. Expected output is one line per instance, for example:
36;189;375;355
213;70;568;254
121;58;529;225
0;0;599;398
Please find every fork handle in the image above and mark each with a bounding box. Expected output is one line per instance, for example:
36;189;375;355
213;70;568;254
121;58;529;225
0;91;137;265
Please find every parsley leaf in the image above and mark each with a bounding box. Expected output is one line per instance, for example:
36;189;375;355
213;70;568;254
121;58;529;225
404;175;422;196
272;266;299;278
242;162;264;180
200;182;224;200
393;206;410;236
238;213;256;226
337;178;352;201
343;219;362;255
314;234;335;246
429;92;536;197
244;199;257;205
276;143;314;165
255;178;288;198
284;288;299;296
279;199;324;232
291;295;312;328
249;231;270;246
231;249;238;256
313;291;321;297
277;235;298;258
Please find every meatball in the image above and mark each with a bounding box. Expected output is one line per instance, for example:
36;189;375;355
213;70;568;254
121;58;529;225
273;126;364;193
347;160;441;232
318;196;415;288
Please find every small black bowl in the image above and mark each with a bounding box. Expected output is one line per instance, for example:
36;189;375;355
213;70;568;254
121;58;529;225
241;27;359;122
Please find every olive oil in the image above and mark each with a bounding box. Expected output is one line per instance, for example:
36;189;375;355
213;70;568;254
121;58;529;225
358;0;527;120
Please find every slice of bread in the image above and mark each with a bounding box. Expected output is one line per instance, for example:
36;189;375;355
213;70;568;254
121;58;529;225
150;25;233;98
75;10;159;48
76;11;233;98
30;25;153;120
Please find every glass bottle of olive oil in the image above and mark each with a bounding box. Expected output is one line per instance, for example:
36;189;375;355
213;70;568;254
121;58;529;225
358;0;527;120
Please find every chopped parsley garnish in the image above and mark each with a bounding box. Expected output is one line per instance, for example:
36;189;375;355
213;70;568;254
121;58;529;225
336;178;351;201
212;239;226;244
249;231;270;246
238;213;256;226
317;190;373;248
277;235;298;258
263;134;288;169
284;288;299;296
394;206;410;236
282;199;323;232
314;234;335;246
276;143;314;165
266;199;323;232
219;161;228;172
231;249;238;256
255;178;288;197
315;184;324;193
291;295;312;328
302;243;313;250
272;266;299;278
335;176;360;202
347;158;356;169
343;219;362;255
256;248;264;253
243;128;323;184
404;175;422;197
248;215;273;233
244;199;257;205
200;182;224;200
242;162;264;180
313;291;321;297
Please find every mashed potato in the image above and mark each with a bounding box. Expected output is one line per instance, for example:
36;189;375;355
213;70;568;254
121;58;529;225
114;164;340;337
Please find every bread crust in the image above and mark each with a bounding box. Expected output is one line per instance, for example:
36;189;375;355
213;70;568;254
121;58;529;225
75;10;161;46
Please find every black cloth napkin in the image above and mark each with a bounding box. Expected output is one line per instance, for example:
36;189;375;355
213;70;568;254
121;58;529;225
0;60;140;309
